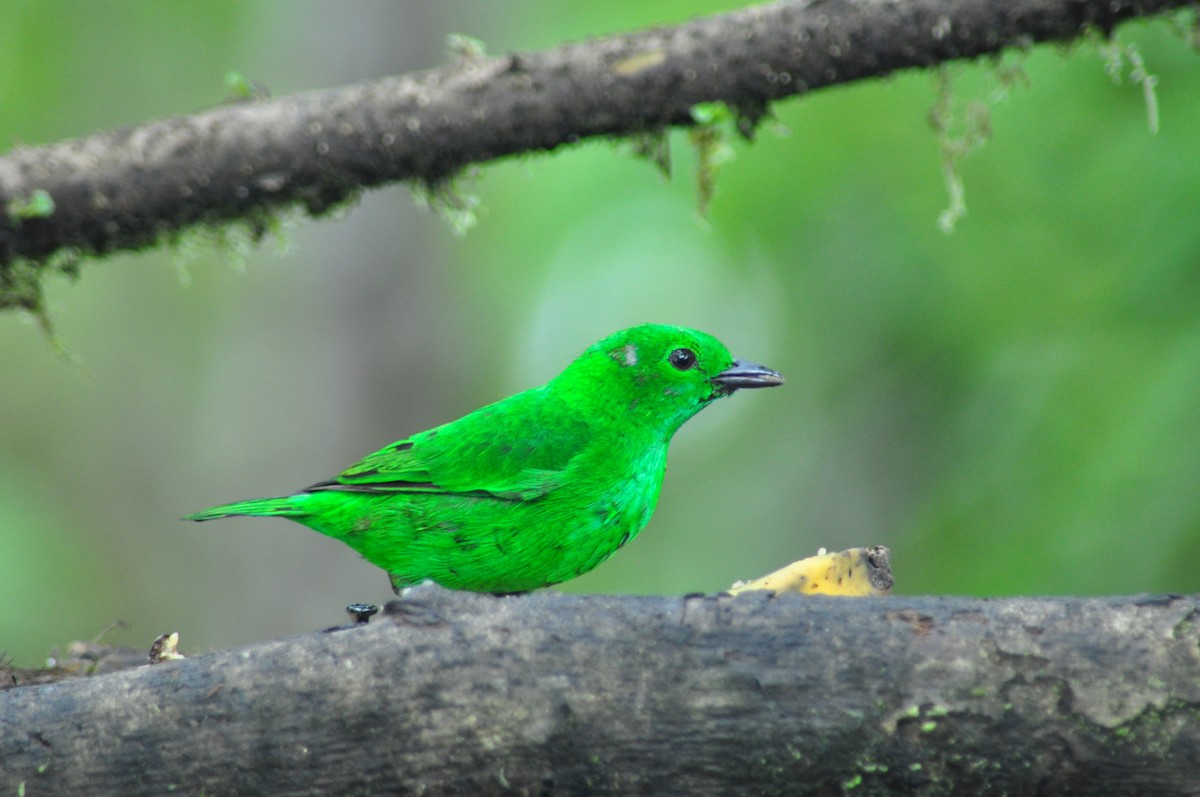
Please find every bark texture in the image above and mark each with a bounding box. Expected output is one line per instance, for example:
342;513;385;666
0;0;1192;301
2;587;1199;796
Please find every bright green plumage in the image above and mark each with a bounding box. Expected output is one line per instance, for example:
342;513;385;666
187;324;783;593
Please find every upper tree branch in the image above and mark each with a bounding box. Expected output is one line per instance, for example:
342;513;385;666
2;588;1199;796
0;0;1191;304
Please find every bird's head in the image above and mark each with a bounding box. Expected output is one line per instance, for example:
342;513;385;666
557;324;783;437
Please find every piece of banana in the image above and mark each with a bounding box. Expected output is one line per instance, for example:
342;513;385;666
728;546;893;597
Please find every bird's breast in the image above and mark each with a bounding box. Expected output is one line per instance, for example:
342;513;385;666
552;441;668;556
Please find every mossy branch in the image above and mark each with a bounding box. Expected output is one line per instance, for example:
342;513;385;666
0;0;1192;312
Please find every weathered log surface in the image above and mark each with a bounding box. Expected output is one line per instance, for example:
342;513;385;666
2;587;1198;796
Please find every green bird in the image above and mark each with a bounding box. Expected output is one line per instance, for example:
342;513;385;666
186;324;783;593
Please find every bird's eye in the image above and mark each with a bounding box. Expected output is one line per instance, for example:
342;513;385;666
668;348;698;371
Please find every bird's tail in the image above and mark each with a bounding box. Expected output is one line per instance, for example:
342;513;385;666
184;495;309;522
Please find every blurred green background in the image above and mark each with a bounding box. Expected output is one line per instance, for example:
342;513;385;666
2;1;1198;666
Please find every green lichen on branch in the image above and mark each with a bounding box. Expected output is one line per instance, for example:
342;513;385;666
1096;35;1160;133
1;246;83;349
2;201;299;350
6;189;55;224
410;172;482;237
222;70;271;103
0;258;46;313
445;32;487;60
928;51;1031;234
1167;5;1200;50
626;129;672;179
167;208;297;287
688;102;739;217
929;66;993;234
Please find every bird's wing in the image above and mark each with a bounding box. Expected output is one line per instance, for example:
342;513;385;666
306;391;587;503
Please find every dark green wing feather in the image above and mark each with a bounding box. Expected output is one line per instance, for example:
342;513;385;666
306;387;587;502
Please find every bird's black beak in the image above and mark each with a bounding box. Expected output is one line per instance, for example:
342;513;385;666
710;359;785;395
